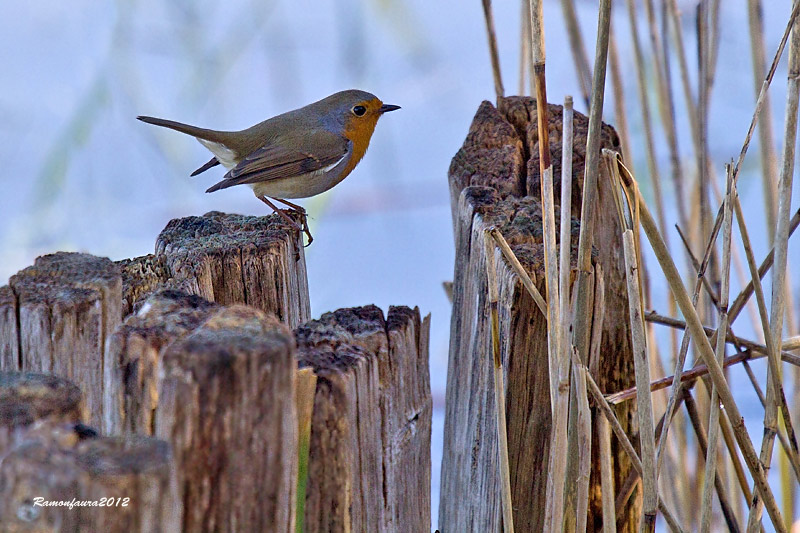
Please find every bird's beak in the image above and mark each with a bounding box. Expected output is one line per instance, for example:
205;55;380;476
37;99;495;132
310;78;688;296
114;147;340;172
379;104;401;114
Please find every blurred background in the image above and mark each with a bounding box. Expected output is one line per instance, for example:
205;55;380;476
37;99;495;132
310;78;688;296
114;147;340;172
1;0;799;528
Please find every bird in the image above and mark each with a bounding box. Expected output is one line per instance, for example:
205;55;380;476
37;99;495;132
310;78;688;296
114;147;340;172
137;89;400;244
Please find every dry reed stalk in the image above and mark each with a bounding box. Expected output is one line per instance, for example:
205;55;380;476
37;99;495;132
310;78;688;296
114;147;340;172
695;1;716;302
729;207;800;322
584;368;685;533
643;0;688;230
615;391;688;527
480;0;504;99
528;3;558;409
598;412;616;533
747;0;779;241
612;314;800;398
528;0;549;164
542;95;574;533
699;167;734;533
483;230;514;533
488;229;547;316
559;0;591;107
608;30;632;166
731;193;800;483
566;4;612;528
572;348;591;533
784;336;800;350
540;163;560;412
541;181;565;530
559;96;574;352
692;1;800;284
606;153;697;486
588;265;605;382
613;156;787;532
573;0;611;363
681;388;743;533
747;8;800;530
519;0;530;95
624;0;681;429
622;230;657;532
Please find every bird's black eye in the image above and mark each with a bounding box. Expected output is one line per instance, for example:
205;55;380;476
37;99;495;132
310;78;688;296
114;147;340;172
352;105;367;116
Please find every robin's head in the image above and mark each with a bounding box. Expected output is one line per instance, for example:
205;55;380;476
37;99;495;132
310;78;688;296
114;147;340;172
314;90;400;144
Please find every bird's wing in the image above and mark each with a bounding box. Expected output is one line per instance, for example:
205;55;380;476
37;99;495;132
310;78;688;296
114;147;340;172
206;132;350;192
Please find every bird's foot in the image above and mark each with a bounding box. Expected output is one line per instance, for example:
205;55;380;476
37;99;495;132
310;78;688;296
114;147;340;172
259;196;313;247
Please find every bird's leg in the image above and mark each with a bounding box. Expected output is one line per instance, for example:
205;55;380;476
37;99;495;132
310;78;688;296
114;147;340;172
273;198;312;246
258;196;313;245
273;198;305;213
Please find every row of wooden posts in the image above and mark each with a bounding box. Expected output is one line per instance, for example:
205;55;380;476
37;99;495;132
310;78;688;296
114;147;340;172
1;97;640;532
0;211;431;531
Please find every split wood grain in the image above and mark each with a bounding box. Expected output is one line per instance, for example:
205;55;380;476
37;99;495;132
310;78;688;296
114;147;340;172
1;253;122;428
296;305;431;533
153;210;310;327
155;304;298;533
439;97;638;532
103;290;219;434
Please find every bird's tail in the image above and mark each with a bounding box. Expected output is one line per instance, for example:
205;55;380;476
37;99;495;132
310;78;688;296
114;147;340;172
136;115;227;144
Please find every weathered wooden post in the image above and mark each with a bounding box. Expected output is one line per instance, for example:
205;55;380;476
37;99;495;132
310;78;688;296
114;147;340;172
0;372;178;531
152;210;310;327
0;428;178;532
439;97;638;531
0;372;84;450
105;290;299;532
0;253;122;428
296;305;431;532
2;211;310;430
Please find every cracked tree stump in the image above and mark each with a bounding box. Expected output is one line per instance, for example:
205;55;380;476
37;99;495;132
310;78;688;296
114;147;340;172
0;253;122;428
439;97;637;532
296;305;431;533
154;304;298;533
0;372;84;452
0;426;178;532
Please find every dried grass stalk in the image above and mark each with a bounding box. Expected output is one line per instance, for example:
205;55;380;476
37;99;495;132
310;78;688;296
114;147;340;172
480;0;504;98
483;230;515;533
622;230;658;532
612;155;787;532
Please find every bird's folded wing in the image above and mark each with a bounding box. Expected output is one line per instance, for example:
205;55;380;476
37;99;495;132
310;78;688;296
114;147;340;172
207;132;350;192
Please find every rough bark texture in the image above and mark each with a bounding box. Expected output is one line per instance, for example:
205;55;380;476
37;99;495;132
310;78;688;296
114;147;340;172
439;97;637;532
1;253;122;428
0;372;84;451
0;426;178;532
155;304;298;533
296;305;431;533
0;286;19;370
103;290;220;434
153;210;310;328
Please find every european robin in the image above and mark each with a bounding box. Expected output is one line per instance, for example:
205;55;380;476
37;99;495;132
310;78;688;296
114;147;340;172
137;89;400;244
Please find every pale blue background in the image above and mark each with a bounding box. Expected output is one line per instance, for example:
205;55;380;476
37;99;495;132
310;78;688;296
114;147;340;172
1;1;798;530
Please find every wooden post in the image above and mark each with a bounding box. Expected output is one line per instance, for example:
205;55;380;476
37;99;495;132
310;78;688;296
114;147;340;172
0;427;179;532
154;210;310;327
0;286;20;371
296;305;431;533
103;290;219;434
0;372;84;451
155;304;298;533
117;254;170;317
1;253;122;428
439;97;637;531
